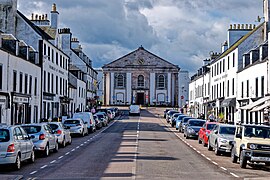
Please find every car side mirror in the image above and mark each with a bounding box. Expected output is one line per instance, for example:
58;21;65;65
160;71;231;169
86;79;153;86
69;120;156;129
236;133;242;139
214;130;218;134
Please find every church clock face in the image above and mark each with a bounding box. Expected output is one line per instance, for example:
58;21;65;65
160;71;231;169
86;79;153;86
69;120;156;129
137;58;145;65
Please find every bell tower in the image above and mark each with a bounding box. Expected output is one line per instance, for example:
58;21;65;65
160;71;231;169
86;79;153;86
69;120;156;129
0;0;17;34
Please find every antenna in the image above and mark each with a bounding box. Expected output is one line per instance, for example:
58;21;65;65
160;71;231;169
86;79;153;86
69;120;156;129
256;16;264;22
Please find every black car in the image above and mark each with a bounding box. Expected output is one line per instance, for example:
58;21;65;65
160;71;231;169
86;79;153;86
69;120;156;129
163;109;172;118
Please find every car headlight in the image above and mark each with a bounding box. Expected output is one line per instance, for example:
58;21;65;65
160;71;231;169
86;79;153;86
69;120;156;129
218;138;228;143
188;128;195;133
249;144;257;150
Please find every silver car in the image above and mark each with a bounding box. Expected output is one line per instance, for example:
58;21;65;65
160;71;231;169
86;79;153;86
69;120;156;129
0;124;35;170
208;124;236;155
63;118;88;137
48;122;72;147
21;123;58;157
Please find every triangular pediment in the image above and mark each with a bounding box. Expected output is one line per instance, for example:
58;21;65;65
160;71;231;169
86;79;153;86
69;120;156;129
102;46;179;70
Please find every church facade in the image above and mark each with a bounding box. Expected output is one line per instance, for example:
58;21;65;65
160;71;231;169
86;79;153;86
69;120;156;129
102;46;180;106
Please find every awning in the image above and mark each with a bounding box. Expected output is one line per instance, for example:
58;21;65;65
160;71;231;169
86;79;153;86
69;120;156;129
221;98;236;107
250;102;270;112
240;96;270;110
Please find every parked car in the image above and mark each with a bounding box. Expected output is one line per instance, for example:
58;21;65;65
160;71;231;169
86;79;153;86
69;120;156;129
63;118;88;137
107;109;115;120
72;112;96;133
21;123;58;157
166;110;178;123
170;113;182;127
179;117;193;133
198;122;218;146
231;124;270;168
129;105;140;116
107;108;116;118
164;109;172;118
95;112;108;127
207;124;236;155
184;119;206;139
48;122;72;147
175;115;188;130
0;124;35;170
93;115;103;129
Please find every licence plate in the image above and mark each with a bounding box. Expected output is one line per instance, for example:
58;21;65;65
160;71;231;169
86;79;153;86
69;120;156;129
251;157;270;162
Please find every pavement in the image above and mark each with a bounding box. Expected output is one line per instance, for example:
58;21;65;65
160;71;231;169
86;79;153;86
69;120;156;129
0;175;23;180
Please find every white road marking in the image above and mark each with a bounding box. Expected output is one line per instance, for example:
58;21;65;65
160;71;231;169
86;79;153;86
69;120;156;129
71;149;75;151
80;144;84;146
159;117;241;179
40;165;47;169
50;160;56;164
30;171;37;175
58;156;63;159
220;167;227;171
230;172;239;178
76;146;80;149
84;141;87;144
65;152;70;155
192;147;196;151
123;135;137;137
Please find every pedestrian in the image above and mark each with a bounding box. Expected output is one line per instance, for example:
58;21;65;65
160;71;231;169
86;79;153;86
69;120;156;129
91;107;96;114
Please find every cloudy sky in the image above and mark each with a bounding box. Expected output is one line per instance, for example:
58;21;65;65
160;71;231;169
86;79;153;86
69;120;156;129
18;0;263;74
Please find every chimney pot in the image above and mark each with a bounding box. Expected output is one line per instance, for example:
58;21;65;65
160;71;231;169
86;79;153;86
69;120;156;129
237;24;240;29
45;14;48;20
31;13;34;20
233;24;236;29
52;3;57;12
230;24;232;29
35;14;38;20
241;24;244;29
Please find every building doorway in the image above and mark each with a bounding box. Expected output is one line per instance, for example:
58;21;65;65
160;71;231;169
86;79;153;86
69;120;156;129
136;93;145;105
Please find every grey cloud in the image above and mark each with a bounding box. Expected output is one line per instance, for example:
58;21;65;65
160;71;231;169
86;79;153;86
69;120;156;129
18;0;262;73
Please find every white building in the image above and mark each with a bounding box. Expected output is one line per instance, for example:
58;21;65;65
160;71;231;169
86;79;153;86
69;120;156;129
103;46;180;106
0;33;41;125
95;68;104;104
179;70;190;109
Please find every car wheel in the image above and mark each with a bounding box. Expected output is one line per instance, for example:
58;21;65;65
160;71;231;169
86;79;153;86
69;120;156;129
54;142;59;153
62;138;66;148
28;150;35;163
44;144;50;157
14;154;21;170
176;128;178;130
171;124;174;128
231;147;237;163
203;139;207;147
69;138;72;145
214;142;220;155
198;137;202;144
239;151;247;168
207;140;213;151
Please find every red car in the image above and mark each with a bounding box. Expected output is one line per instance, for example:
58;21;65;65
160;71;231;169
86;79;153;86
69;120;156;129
198;122;218;146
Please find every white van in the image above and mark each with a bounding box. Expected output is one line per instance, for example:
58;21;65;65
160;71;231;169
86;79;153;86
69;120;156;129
72;112;96;133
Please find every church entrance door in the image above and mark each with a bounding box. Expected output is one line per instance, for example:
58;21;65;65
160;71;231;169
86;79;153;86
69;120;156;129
136;93;145;105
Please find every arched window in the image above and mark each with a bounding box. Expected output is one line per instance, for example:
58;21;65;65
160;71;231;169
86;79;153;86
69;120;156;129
117;74;124;87
137;75;144;87
157;75;165;88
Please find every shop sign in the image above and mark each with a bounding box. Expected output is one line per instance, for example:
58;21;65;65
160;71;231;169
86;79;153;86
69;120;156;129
13;96;28;103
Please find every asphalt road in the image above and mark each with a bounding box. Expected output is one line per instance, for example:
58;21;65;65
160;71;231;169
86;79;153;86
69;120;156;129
1;108;270;179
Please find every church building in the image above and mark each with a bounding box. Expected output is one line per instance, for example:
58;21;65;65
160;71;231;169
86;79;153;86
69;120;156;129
102;46;180;106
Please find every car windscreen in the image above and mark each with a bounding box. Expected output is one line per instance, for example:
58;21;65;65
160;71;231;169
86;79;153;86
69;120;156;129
0;129;10;142
183;118;192;123
206;124;216;130
244;126;270;138
219;126;236;135
177;115;187;120
189;120;205;127
48;124;59;130
169;111;178;116
64;120;80;124
96;114;104;119
22;126;42;134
